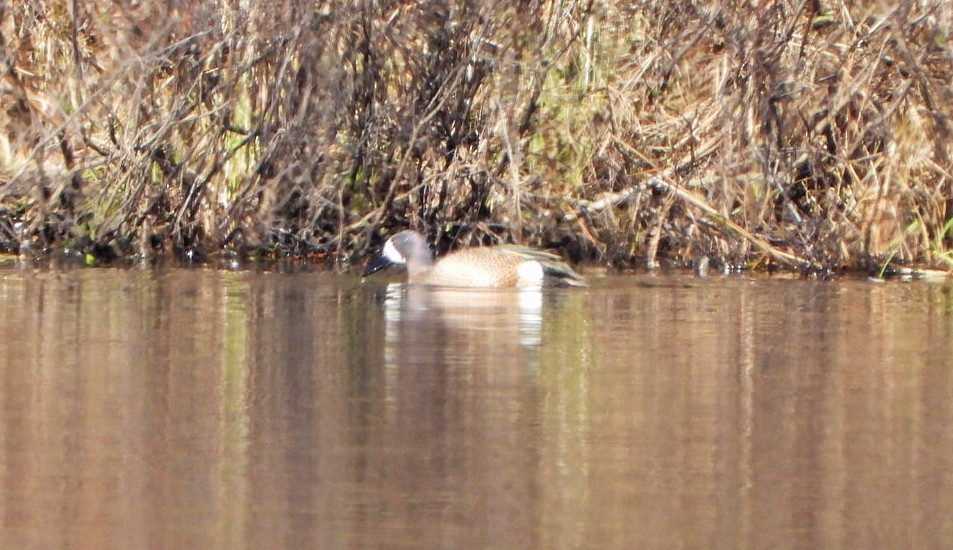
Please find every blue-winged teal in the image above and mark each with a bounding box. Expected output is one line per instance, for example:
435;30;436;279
363;230;587;288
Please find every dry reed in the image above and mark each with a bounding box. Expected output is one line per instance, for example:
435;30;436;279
0;0;951;274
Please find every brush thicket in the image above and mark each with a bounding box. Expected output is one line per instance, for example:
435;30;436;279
0;1;950;273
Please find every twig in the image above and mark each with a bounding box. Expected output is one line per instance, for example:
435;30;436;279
648;177;817;268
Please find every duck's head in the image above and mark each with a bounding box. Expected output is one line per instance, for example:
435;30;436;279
363;230;434;277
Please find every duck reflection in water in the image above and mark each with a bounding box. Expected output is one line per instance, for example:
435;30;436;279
382;283;544;350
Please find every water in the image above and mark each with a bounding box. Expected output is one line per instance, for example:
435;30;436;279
0;268;951;549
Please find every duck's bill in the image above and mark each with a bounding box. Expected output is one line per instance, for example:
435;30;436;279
363;255;395;277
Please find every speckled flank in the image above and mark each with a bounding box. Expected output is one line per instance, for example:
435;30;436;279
417;248;529;287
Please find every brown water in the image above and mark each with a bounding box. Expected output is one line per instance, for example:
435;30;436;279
0;268;951;549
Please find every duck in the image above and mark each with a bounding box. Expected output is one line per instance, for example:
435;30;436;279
363;230;587;288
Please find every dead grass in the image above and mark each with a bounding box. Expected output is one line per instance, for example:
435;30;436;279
0;0;951;274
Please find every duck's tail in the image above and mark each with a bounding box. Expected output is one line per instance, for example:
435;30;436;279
508;247;588;287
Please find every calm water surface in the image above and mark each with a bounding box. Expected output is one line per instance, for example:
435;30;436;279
0;267;952;549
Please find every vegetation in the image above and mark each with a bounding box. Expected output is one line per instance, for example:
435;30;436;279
1;0;951;274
